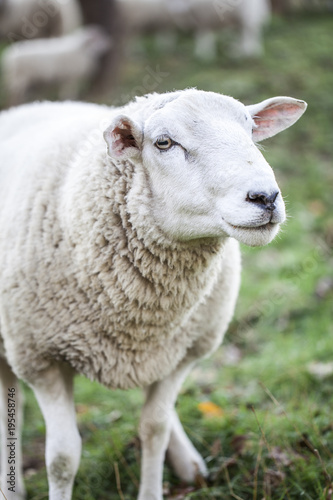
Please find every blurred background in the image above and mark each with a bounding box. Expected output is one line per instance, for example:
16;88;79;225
0;0;332;498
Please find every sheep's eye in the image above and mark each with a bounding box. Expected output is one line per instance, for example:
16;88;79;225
155;136;173;150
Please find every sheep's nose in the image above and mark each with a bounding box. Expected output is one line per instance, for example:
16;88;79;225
247;190;279;211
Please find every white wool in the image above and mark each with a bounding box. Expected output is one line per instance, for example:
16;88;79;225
0;89;306;500
1;25;111;104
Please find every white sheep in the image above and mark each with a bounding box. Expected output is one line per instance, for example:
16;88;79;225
0;89;306;500
118;0;271;59
0;0;82;41
1;25;111;105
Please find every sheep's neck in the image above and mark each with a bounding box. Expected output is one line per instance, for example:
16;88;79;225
77;156;225;332
109;157;222;282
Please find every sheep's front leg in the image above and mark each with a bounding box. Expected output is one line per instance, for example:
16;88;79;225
138;362;197;500
194;30;217;61
31;364;81;500
237;25;263;58
0;359;25;500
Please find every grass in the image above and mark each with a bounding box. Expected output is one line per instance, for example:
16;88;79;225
1;11;333;500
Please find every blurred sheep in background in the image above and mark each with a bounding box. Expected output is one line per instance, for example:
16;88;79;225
1;25;111;105
117;0;271;59
0;0;124;105
0;0;272;108
0;0;82;41
0;0;331;108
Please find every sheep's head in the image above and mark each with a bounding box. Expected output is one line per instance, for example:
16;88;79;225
104;89;307;247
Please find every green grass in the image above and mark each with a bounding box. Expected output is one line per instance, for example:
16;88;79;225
2;12;333;500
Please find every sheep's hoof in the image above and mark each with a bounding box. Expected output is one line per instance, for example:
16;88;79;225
170;454;208;484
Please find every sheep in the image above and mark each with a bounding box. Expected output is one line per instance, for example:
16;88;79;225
118;0;271;59
0;88;307;500
0;0;82;41
1;25;112;105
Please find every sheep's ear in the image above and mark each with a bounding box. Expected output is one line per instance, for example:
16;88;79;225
103;115;142;159
247;97;307;142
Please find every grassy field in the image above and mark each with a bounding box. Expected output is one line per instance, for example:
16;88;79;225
1;11;333;500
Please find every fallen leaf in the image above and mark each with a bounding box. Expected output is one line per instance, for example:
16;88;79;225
197;401;224;418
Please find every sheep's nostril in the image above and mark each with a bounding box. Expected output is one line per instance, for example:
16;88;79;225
247;190;279;211
269;191;279;204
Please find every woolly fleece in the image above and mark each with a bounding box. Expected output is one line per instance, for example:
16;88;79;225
0;95;241;389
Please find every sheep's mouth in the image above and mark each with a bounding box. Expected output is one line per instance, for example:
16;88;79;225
221;218;281;247
229;221;277;231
